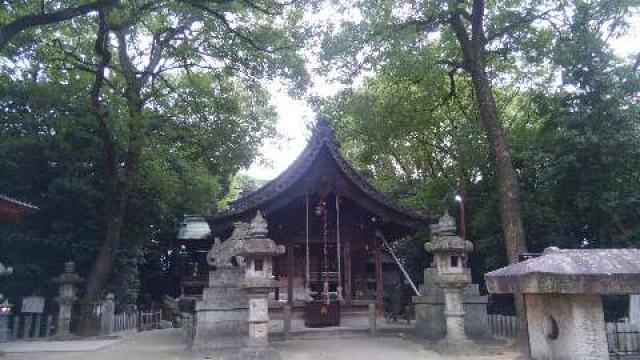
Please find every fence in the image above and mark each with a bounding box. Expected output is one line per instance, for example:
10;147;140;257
487;314;640;358
113;311;138;333
138;310;163;331
11;314;55;340
607;318;640;358
488;314;518;338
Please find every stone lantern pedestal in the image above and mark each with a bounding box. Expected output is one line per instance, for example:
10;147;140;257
193;223;249;351
486;247;640;360
52;261;83;339
235;211;285;360
422;213;482;353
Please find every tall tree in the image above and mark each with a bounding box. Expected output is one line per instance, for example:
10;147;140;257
320;0;638;342
0;62;278;307
2;0;309;326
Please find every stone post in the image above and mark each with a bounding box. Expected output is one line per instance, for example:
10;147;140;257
629;295;640;330
101;293;115;335
442;286;467;341
236;211;285;360
283;304;291;340
368;302;377;335
52;261;83;339
0;263;13;343
0;298;13;342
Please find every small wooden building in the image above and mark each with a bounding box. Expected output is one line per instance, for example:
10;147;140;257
180;120;427;322
0;194;38;224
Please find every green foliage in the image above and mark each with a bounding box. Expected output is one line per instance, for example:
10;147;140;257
323;1;640;296
1;0;311;306
0;67;278;306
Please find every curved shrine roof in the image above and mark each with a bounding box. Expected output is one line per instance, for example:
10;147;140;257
208;119;427;233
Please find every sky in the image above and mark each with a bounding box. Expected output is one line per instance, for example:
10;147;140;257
244;14;640;181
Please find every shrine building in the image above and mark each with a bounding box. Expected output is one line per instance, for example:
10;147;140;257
0;194;38;224
178;119;427;325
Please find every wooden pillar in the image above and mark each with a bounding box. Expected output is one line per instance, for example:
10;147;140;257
287;244;294;305
374;242;384;316
361;272;369;300
336;194;342;301
344;242;352;305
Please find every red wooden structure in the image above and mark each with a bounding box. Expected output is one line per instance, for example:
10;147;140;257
182;119;427;324
0;194;38;224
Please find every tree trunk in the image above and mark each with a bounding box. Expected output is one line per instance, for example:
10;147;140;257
447;0;529;352
467;64;528;263
78;179;128;334
78;25;144;335
467;63;530;353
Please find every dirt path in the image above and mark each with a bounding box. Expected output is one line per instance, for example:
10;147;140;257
3;329;519;360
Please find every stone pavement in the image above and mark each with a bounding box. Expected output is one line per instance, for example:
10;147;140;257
0;338;121;353
1;328;518;360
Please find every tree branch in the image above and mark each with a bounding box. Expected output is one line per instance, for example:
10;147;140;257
486;8;558;42
241;0;282;16
183;0;290;53
448;6;473;61
0;0;118;49
471;0;485;48
89;10;117;178
142;24;193;83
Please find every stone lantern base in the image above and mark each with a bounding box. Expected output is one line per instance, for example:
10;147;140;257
232;346;281;360
431;338;484;355
413;268;491;340
526;293;607;360
193;267;248;351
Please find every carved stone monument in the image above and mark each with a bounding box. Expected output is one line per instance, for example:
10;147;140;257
193;222;249;351
486;247;640;360
235;211;285;360
52;261;83;339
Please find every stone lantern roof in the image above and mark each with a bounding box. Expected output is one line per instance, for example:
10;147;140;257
485;247;640;294
425;213;473;254
235;211;285;258
52;261;84;285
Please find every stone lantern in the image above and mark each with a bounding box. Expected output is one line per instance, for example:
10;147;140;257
486;247;640;360
425;213;474;349
235;211;285;360
52;261;83;339
0;263;14;342
0;263;12;277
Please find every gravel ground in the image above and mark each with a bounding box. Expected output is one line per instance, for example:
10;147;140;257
2;328;519;360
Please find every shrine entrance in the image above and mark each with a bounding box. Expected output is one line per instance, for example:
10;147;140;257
187;119;427;328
